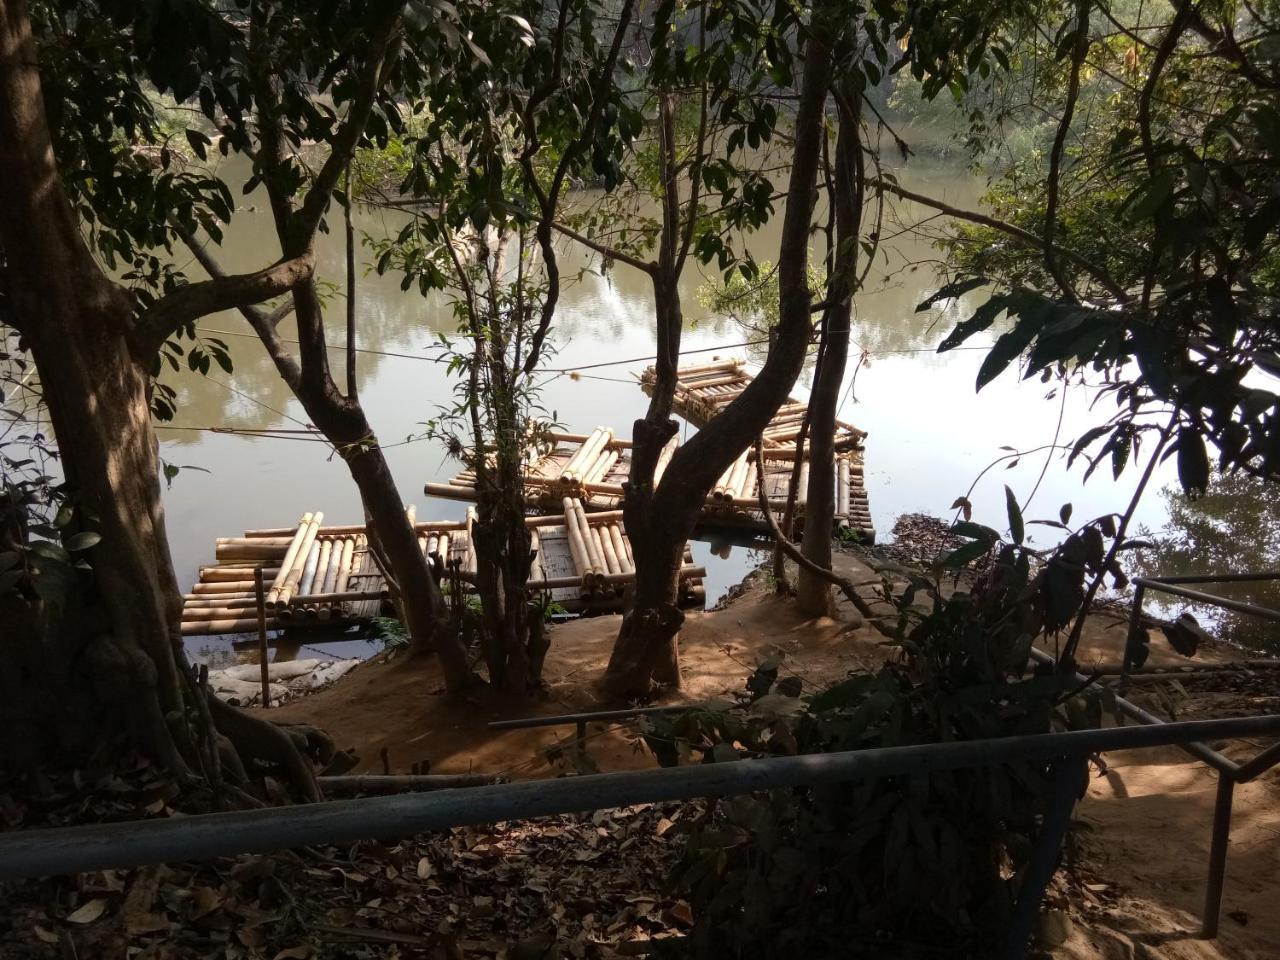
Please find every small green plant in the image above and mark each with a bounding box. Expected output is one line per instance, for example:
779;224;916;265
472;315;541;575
649;488;1199;958
368;617;410;650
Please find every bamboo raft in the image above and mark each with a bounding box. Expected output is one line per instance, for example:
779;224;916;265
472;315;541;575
423;429;679;511
181;508;706;636
426;431;874;541
639;358;868;452
638;358;874;541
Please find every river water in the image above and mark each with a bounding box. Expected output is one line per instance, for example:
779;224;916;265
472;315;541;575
159;152;1183;665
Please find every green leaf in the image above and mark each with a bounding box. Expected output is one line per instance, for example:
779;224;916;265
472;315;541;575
1059;503;1073;526
64;531;102;552
951;521;1000;543
28;541;70;563
1176;428;1210;499
1004;485;1023;545
939;539;991;568
916;276;988;313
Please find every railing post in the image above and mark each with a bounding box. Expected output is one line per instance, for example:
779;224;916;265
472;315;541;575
1201;775;1235;939
1005;757;1089;960
254;566;271;708
1121;582;1147;694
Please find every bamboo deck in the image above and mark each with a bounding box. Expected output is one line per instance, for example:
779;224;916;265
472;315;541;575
423;429;678;512
640;358;874;541
640;357;868;452
181;508;705;636
427;439;873;541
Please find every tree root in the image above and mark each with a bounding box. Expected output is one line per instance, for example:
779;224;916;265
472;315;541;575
753;440;897;638
205;693;323;803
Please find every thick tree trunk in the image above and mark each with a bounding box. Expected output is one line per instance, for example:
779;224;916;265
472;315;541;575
323;408;473;693
796;87;862;616
1;0;329;796
472;452;538;695
610;272;685;696
0;0;192;771
795;318;847;615
605;23;836;697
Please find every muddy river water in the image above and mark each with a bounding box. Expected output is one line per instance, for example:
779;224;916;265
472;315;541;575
155;152;1184;664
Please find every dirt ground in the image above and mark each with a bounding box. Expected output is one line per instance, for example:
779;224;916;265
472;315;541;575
269;551;1280;960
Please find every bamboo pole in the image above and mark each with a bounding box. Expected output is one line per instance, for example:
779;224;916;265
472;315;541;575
741;463;757;502
561;497;594;589
332;538;356;595
578;504;606;586
265;513;313;606
181;617;283;636
436;533;450;569
217;536;294;549
254;568;271;708
464;507;476;575
727;454;751;500
546;431;633;449
584;448;619;485
425;482;478;502
183;597;259;609
249;518;467;538
797;461;810;505
582;481;627;497
608;523;633;575
297;540;323;597
674;358;741;378
183;605;269;621
273;512;323;607
653;435;678;485
192;581;261;595
561;427;604;480
838;458;851;518
200;566;281;582
596;525;621;577
214;544;291;563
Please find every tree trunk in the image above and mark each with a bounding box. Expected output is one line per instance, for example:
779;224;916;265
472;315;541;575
314;401;473;693
0;0;192;771
0;0;328;795
796;85;862;616
604;22;836;697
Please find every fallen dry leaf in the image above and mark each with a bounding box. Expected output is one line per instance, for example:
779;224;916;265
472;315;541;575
65;898;108;924
272;947;314;960
416;857;434;880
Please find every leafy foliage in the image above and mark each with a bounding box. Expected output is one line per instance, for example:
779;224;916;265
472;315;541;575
646;492;1205;956
931;0;1280;495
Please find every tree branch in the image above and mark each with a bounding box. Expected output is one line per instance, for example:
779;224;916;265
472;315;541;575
551;220;655;274
863;177;1130;303
752;440;891;634
290;14;400;252
172;226;303;393
130;252;313;359
1043;0;1091;302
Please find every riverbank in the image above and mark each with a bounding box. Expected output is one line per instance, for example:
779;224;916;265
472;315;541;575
266;548;1280;960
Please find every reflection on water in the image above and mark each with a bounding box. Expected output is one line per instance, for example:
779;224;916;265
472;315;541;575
1132;473;1280;655
160;151;1185;666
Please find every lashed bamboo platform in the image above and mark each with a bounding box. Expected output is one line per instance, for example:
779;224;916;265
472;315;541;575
425;428;873;541
423;429;678;512
639;358;875;541
640;358;868;452
182;508;706;636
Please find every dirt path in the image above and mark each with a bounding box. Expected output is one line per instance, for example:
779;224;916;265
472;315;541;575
268;554;1280;958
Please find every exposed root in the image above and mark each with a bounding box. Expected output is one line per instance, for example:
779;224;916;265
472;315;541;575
206;693;322;803
753;440;897;637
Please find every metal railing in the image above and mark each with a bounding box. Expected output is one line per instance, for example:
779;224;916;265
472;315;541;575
2;574;1278;957
1105;571;1280;938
